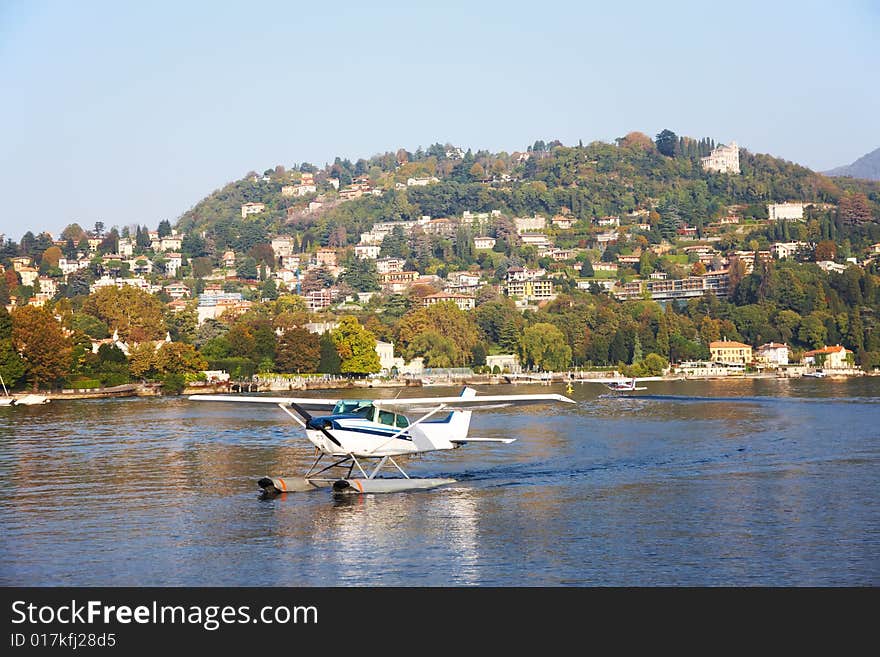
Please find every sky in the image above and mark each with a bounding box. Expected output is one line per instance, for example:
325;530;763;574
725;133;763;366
1;0;878;242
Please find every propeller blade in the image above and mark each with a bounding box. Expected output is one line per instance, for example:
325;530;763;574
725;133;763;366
290;401;342;448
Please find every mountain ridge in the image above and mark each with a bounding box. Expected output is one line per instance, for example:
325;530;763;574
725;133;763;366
823;147;880;181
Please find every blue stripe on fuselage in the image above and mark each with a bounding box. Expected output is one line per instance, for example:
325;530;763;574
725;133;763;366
327;421;412;441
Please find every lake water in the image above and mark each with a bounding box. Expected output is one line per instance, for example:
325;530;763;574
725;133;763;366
1;379;878;586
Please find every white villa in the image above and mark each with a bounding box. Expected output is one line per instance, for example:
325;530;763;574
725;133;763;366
768;202;806;222
701;141;740;174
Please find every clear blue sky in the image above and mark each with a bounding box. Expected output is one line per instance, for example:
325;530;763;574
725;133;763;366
1;0;878;242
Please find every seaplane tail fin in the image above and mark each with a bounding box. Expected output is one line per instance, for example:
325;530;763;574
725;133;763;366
411;386;476;451
447;386;476;440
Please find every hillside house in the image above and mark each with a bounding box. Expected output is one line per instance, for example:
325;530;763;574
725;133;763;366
756;343;789;366
421;292;476;311
241;202;265;218
709;340;752;365
802;345;853;369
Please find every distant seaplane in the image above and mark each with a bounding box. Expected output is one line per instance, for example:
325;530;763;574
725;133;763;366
575;376;665;392
191;387;574;495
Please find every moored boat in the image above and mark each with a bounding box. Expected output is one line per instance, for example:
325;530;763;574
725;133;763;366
13;394;50;405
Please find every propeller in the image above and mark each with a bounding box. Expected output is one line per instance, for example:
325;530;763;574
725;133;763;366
289;402;343;448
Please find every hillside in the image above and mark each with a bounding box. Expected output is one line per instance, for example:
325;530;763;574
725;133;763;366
824;147;880;181
6;131;880;392
175;133;879;259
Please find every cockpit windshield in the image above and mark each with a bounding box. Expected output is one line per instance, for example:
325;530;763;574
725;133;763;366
332;400;374;418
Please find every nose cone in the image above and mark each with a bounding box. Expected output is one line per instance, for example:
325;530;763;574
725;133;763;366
307;416;333;430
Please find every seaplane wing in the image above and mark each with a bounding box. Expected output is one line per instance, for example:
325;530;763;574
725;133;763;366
189;395;339;412
372;393;574;413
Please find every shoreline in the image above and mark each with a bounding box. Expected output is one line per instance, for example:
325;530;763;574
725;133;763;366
8;368;874;402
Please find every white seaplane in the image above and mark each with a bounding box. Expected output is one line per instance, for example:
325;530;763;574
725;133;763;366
191;387;574;495
574;376;664;392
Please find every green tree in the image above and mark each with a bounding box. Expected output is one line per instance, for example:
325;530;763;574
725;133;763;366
638;252;654;277
236;256;258;280
656;314;670;358
471;342;487;367
332;316;380;375
95;343;130;385
155;342;207;375
798;313;828;349
775;309;801;344
261;278;279;301
474;298;522;349
165;303;199;344
632;334;643;363
655;129;678;157
397;301;478;366
70;312;110;339
337;258;380;292
0;306;11;340
608;329;629;364
318;331;342;374
641;353;668;376
199;335;232;360
128;343;158;380
194;318;228;348
410;331;458;368
82;286;167;342
518;323;572;371
226;317;275;365
0;339;26;388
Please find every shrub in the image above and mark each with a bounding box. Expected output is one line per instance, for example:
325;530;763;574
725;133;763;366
161;373;186;395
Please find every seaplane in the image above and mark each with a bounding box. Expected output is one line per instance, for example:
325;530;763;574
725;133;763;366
603;378;648;392
575;376;664;392
190;387;574;495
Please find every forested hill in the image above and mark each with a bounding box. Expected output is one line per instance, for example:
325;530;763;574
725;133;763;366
175;133;880;256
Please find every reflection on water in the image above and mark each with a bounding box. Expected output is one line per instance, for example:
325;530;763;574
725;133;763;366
0;379;878;585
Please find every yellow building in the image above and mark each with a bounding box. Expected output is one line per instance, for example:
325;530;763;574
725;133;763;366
802;345;853;369
709;340;752;365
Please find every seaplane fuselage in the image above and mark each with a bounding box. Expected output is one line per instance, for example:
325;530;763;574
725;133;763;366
304;401;467;457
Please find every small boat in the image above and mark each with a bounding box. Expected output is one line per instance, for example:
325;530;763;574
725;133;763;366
14;393;50;405
803;370;827;379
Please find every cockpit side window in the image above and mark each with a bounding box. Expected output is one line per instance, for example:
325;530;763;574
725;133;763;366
394;414;410;428
377;409;395;426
